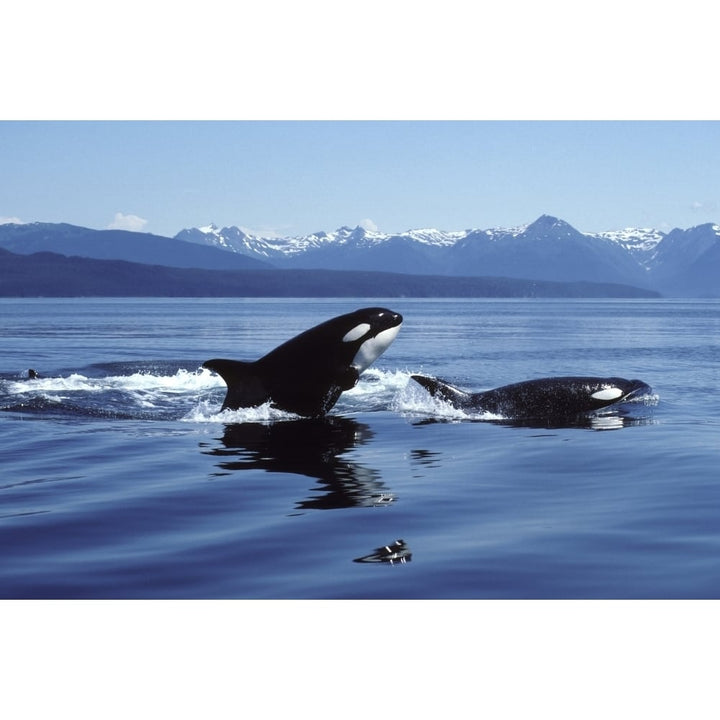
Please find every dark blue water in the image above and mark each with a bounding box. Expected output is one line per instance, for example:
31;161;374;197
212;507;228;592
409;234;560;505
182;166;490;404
1;298;719;598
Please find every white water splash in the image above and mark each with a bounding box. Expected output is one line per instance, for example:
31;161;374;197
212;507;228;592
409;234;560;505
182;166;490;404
3;367;226;417
182;401;300;424
626;392;660;407
345;368;500;421
344;367;410;400
7;367;223;396
391;378;502;421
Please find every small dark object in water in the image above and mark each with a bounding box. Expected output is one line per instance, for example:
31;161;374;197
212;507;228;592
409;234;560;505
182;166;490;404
353;539;412;565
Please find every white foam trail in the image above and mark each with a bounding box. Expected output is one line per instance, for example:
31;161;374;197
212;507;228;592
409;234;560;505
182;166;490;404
182;401;300;424
7;373;102;394
7;368;224;396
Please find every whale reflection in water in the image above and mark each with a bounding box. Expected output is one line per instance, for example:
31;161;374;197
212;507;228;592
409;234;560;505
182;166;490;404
202;417;395;511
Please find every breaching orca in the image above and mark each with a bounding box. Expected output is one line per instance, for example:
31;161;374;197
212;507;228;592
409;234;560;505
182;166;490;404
204;307;403;417
411;374;651;420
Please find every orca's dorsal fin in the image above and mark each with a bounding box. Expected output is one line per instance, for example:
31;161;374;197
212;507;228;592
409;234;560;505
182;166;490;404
410;375;473;408
203;358;270;411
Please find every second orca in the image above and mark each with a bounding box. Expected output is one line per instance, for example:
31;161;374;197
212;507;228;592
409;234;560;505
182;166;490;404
411;374;652;420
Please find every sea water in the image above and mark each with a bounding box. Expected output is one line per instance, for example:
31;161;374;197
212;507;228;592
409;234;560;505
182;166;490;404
1;297;719;599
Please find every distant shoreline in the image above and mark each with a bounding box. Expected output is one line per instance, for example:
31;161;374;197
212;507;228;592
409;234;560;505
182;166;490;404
0;248;661;299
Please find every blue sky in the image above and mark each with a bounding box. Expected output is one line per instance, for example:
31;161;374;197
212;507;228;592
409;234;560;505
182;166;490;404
2;121;719;238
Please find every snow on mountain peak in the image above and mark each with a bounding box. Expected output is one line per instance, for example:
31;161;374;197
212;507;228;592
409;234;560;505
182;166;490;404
176;216;676;269
594;227;665;253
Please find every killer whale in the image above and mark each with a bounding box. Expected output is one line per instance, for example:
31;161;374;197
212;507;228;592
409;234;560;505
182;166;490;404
204;307;403;417
411;374;652;420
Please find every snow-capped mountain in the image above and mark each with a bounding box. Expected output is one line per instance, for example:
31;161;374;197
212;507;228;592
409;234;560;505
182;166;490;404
177;216;666;264
175;223;478;274
176;215;678;288
592;227;665;268
176;223;468;258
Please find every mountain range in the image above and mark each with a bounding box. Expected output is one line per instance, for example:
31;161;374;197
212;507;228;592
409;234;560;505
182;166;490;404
1;215;718;296
176;215;720;296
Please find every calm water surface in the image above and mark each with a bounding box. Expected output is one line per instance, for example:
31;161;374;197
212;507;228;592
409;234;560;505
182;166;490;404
1;298;719;598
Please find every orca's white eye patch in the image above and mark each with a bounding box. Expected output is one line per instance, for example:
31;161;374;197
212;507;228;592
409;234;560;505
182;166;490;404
343;323;371;343
591;387;623;401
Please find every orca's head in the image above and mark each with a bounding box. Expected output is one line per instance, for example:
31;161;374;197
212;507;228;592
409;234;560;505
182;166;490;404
336;307;403;374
